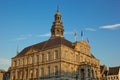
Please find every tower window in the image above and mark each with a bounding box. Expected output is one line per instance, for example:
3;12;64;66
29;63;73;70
57;30;59;35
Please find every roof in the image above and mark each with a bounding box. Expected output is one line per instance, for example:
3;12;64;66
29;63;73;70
15;37;74;57
108;66;120;75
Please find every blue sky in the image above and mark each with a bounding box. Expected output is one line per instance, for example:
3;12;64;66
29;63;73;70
0;0;120;70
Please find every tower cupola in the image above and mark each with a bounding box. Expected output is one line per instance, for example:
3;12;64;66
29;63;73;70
50;9;64;39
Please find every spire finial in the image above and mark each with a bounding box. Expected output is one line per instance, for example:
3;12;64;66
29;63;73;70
57;5;59;12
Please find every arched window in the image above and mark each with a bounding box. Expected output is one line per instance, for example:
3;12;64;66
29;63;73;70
81;69;84;79
57;30;59;35
88;69;90;77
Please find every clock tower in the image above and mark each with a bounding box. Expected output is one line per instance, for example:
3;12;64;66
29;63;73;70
50;9;64;39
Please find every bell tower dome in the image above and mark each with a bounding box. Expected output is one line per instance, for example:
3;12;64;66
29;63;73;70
50;8;64;39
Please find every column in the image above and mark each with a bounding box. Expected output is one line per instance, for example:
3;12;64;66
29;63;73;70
15;70;18;80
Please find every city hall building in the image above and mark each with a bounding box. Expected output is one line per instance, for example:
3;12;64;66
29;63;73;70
10;9;101;80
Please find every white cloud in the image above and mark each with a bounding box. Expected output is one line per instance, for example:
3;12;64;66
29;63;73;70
14;34;33;41
85;28;96;31
0;58;11;70
0;58;11;65
64;31;73;34
16;37;27;41
37;31;74;38
37;33;51;37
99;24;120;29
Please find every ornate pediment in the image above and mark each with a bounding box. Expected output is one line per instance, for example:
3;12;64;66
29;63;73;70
25;47;37;55
74;41;91;56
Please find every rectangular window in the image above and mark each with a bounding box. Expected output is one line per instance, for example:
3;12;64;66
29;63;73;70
42;54;44;62
48;52;51;61
27;57;29;64
55;50;58;59
55;65;58;76
20;59;21;65
36;68;38;78
14;60;16;67
32;56;34;64
19;59;20;66
26;69;28;79
48;66;50;76
30;70;33;78
36;55;39;63
41;68;44;77
25;58;27;65
22;58;24;65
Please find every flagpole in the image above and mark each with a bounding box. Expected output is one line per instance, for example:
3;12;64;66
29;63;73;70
81;30;83;41
74;30;77;41
87;37;89;43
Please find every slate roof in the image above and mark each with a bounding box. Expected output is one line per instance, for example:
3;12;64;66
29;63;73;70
108;66;120;75
15;37;74;57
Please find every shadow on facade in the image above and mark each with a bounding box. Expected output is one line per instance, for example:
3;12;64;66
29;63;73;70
27;65;98;80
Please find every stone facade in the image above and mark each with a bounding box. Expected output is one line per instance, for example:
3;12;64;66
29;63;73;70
10;9;101;80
